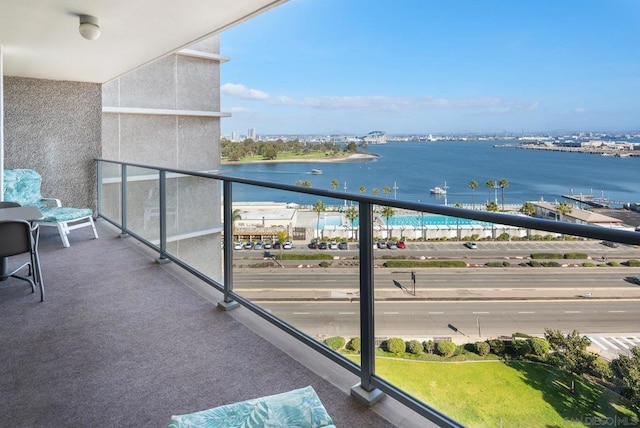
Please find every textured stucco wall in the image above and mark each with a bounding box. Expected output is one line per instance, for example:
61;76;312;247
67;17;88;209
3;77;101;210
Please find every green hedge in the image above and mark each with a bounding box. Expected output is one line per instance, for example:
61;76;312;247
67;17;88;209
563;253;589;259
530;253;563;259
626;260;640;267
485;261;510;267
276;253;334;260
347;337;361;352
583;262;596;267
384;260;467;268
324;336;345;350
385;337;406;354
248;262;275;268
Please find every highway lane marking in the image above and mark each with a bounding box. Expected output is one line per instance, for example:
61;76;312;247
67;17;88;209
339;312;355;315
598;337;620;350
472;311;489;314
608;310;627;313
588;337;607;350
428;312;444;314
565;311;581;313
324;279;338;282
610;337;629;349
622;337;640;346
293;312;310;315
287;280;301;282
251;279;265;282
518;311;535;314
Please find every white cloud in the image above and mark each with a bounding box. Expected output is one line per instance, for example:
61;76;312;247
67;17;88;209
226;106;251;113
221;83;269;100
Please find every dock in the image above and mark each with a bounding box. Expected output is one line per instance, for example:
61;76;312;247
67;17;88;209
562;194;609;208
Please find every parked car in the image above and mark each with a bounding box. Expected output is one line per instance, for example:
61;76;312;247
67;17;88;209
283;241;293;250
386;241;397;249
464;242;478;249
263;241;272;249
318;242;328;250
396;240;406;249
243;241;253;249
272;241;281;249
253;241;263;250
338;241;348;250
377;240;387;249
602;241;619;248
308;240;318;249
233;242;243;250
329;241;338;250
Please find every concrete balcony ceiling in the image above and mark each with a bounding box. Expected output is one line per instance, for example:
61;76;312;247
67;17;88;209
0;0;287;83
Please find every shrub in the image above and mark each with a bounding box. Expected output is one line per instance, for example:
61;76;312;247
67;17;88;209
485;262;505;267
324;336;345;350
385;337;406;354
583;262;596;267
590;356;613;381
422;340;435;354
407;340;423;355
564;253;589;259
276;253;334;260
346;337;361;352
318;261;332;268
529;338;550;356
530;253;563;259
487;339;506;355
383;260;467;268
626;260;640;267
529;260;542;267
512;340;531;357
475;341;490;357
497;233;510;241
436;341;457;357
541;261;561;267
607;261;620;267
248;261;275;268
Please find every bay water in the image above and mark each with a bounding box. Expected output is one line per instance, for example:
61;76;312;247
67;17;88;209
220;140;639;208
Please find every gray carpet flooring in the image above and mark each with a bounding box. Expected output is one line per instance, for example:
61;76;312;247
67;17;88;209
0;221;396;427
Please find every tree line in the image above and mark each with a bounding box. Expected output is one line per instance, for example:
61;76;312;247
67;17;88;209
222;138;363;162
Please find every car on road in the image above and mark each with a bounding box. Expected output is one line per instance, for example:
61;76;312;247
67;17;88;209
464;242;478;249
602;241;619;248
631;275;640;285
318;242;328;250
338;241;348;250
396;240;406;249
329;241;338;250
283;241;293;250
233;242;243;250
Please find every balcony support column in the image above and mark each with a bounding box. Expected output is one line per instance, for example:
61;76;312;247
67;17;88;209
351;201;384;406
119;164;130;239
218;180;239;311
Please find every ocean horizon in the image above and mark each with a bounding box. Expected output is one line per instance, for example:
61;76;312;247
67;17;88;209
220;140;639;208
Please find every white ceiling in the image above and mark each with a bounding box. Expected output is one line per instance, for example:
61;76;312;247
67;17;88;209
0;0;287;83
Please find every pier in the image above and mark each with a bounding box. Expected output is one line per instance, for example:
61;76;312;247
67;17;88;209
562;194;609;208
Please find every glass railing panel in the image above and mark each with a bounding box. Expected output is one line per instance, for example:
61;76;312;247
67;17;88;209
99;161;123;224
164;174;223;283
369;206;640;426
230;183;361;356
123;167;160;244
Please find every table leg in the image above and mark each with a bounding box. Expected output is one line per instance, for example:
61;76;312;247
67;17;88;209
0;257;7;280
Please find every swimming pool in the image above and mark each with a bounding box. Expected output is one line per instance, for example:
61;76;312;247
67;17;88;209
354;214;491;227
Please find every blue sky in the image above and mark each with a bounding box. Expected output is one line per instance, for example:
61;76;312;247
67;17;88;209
220;0;640;136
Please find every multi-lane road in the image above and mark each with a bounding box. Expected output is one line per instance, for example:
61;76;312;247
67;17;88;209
231;240;640;356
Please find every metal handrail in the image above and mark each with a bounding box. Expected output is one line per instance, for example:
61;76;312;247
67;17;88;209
95;158;639;428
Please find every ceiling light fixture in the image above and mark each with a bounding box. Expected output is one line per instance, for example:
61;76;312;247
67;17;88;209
79;15;100;40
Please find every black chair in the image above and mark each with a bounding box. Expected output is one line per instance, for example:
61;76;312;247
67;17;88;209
0;220;44;301
0;201;21;208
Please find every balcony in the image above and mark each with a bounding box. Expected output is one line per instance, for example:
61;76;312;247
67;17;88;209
2;159;639;427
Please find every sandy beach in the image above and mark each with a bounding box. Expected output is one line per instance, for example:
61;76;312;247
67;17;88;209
222;152;379;165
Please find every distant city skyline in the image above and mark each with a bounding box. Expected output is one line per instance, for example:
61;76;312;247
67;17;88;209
220;0;640;136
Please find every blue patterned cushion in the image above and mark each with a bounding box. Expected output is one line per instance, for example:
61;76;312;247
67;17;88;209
39;207;93;223
3;169;43;207
168;386;336;428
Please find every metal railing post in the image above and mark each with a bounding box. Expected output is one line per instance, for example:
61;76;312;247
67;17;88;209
119;164;129;238
218;180;238;310
351;201;384;405
155;171;169;264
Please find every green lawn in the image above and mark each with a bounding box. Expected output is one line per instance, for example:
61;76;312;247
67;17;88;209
350;357;639;427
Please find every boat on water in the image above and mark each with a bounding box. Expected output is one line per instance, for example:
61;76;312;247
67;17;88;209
429;182;448;195
311;169;323;175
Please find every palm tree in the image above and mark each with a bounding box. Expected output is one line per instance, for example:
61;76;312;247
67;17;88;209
499;178;509;211
555;201;572;221
313;199;327;239
381;206;395;239
296;180;312;187
486;201;499;212
521;202;535;216
231;208;242;241
372;188;379;197
382;186;391;198
485;180;496;203
468;180;478;209
345;206;358;240
359;185;366;195
330;179;339;191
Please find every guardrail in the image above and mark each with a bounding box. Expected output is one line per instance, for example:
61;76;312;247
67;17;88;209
96;159;640;428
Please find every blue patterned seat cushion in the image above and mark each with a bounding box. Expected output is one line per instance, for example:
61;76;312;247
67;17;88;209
39;206;93;223
168;386;336;428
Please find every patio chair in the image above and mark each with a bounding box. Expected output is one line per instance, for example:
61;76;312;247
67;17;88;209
2;169;98;248
0;220;45;301
0;201;22;208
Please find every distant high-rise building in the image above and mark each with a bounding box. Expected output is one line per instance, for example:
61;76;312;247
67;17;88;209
248;128;256;140
231;131;239;142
